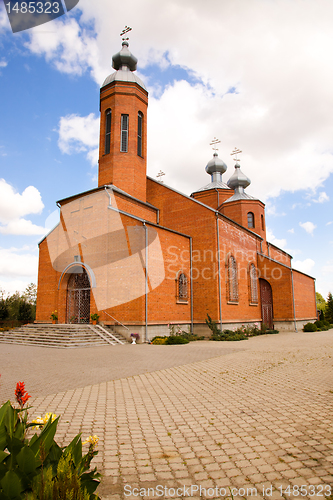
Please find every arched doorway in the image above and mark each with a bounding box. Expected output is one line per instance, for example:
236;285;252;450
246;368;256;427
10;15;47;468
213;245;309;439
260;278;273;328
66;268;91;323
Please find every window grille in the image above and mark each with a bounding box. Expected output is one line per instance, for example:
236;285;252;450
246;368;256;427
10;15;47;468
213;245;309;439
249;263;258;304
247;212;254;228
228;256;238;302
178;273;188;300
105;109;111;155
121;114;129;152
137;112;143;157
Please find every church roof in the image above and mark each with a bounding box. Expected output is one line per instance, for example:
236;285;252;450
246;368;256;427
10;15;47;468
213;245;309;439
101;40;147;91
194;151;231;193
223;162;257;203
194;180;229;192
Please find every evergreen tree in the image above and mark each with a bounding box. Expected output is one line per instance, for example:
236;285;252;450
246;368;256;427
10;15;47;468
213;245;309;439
18;301;34;323
325;292;333;324
0;300;9;320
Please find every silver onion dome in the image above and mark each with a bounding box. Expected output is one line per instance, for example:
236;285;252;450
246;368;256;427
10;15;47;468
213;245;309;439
205;152;227;180
193;152;229;193
224;162;256;202
101;40;147;91
112;40;137;71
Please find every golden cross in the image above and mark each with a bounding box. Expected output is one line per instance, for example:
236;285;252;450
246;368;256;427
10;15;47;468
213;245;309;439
120;26;132;41
210;137;221;153
231;147;242;162
157;170;165;183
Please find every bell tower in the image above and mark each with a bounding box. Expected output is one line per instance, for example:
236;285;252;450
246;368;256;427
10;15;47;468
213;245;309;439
98;36;148;202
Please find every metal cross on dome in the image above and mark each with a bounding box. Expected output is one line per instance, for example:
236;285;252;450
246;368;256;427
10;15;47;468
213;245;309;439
210;137;221;153
120;26;132;41
231;147;242;162
157;170;165;183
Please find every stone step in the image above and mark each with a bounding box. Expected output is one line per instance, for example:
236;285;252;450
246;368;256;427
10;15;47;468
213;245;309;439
0;323;124;348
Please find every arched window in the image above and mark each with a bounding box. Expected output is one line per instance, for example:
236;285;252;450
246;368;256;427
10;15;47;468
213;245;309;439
227;256;238;302
105;109;111;155
247;212;255;228
178;273;188;301
137;111;143;157
120;114;129;152
249;263;258;304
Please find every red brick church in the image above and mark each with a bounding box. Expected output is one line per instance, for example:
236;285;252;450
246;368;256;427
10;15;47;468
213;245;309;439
36;40;317;340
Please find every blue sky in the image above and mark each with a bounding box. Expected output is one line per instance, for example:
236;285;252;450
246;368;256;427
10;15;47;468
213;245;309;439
0;0;332;299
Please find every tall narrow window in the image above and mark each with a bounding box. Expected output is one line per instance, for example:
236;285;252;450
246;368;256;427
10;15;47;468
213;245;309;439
228;256;238;302
120;114;129;152
247;212;255;228
249;263;258;304
104;109;111;155
178;273;188;301
261;214;265;230
137;112;143;157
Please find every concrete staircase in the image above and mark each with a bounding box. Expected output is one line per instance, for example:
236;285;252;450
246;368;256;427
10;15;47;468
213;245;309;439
0;323;128;349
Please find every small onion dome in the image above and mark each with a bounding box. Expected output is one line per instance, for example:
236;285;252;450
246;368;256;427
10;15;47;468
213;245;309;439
227;162;250;190
112;40;138;71
205;152;227;177
101;40;146;91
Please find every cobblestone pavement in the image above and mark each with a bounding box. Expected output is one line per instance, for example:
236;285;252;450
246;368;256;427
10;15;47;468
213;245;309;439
1;330;333;499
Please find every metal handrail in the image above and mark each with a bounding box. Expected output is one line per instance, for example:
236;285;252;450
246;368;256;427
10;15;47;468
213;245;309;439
103;311;130;331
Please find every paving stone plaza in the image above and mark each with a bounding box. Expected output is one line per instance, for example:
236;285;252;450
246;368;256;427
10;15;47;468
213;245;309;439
1;330;333;499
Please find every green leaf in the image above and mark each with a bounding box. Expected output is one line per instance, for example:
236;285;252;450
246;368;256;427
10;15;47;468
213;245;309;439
63;433;82;468
16;446;37;475
29;416;59;458
4;405;19;440
0;450;9;464
0;402;11;451
0;470;23;498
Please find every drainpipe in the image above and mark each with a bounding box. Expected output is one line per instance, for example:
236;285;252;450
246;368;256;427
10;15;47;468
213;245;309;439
190;237;194;334
143;222;148;342
290;258;298;332
216;213;223;330
214;188;220;210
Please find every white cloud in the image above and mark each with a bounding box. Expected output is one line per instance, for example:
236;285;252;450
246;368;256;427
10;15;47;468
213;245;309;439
26;17;104;83
293;258;315;275
299;221;317;235
0;60;7;68
312;191;329;203
58;113;99;166
288;228;294;234
21;0;333;200
0;6;9;33
0;219;46;236
326;221;333;226
266;228;287;251
0;179;45;235
0;247;38;278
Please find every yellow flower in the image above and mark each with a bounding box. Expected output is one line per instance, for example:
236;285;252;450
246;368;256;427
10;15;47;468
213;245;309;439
82;435;99;449
31;412;57;429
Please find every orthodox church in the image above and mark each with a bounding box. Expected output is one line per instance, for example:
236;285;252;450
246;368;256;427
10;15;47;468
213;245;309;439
35;40;317;341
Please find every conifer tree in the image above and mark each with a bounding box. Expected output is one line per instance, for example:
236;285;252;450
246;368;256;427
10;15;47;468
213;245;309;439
325;292;333;324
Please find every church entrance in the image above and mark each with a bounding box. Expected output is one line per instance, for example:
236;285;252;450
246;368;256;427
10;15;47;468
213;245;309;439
260;278;273;328
66;268;91;324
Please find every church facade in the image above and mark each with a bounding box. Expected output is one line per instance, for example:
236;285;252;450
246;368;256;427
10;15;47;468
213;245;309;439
35;40;317;340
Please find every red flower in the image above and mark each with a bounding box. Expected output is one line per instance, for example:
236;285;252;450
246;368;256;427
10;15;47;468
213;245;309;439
15;381;31;408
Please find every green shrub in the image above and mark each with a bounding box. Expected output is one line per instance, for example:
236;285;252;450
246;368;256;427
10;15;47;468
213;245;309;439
211;330;248;341
151;337;167;345
0;382;101;499
165;335;189;344
303;322;317;332
314;320;331;331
